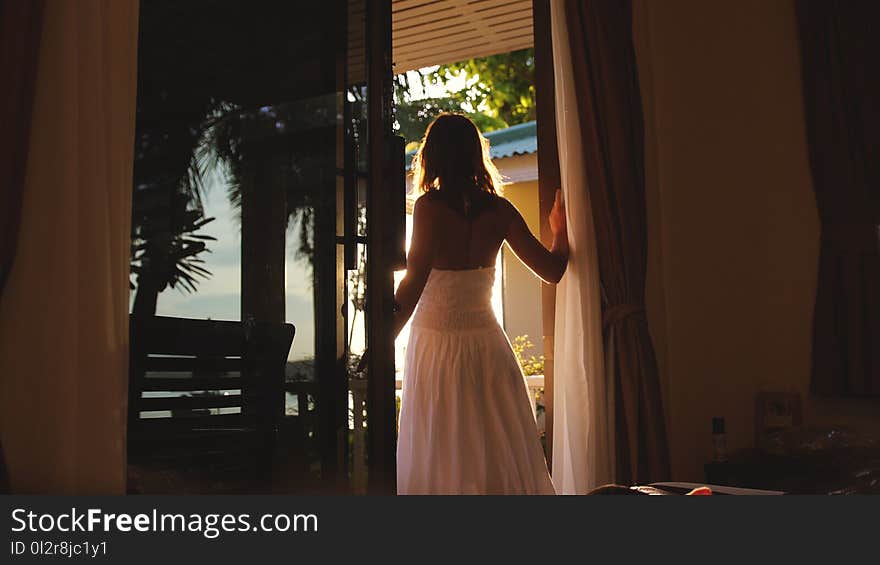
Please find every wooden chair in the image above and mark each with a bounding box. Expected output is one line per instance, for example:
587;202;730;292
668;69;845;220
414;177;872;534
128;315;294;482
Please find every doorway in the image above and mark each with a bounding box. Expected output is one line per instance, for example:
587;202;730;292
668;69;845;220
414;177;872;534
390;0;558;462
127;0;556;495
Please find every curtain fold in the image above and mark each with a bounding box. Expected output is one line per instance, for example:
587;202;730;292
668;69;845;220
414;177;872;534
0;0;139;493
797;0;880;396
0;0;46;495
550;0;612;493
0;0;45;296
552;0;669;488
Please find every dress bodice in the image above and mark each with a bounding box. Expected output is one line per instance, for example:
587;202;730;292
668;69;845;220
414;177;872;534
411;267;497;331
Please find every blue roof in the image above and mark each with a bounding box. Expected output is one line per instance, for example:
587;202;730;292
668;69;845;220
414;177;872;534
482;120;537;159
405;120;536;169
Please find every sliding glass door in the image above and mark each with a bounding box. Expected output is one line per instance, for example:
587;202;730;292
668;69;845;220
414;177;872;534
130;0;400;494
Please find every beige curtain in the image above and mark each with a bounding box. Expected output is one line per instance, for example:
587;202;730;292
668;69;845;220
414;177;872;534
553;0;670;486
550;0;614;493
0;0;139;493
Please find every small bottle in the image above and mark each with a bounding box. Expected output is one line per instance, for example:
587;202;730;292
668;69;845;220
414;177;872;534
712;417;728;462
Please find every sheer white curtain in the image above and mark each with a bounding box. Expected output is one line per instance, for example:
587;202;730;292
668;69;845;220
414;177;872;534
550;0;614;493
0;0;138;493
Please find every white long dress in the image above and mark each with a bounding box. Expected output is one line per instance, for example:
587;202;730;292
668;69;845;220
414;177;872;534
397;266;556;494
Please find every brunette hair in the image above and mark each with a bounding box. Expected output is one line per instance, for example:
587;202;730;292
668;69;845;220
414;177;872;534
410;113;504;197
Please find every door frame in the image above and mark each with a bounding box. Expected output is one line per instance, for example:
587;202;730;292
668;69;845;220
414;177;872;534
365;0;399;494
533;0;560;465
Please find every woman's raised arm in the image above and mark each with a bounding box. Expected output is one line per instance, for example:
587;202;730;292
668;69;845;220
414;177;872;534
502;189;569;284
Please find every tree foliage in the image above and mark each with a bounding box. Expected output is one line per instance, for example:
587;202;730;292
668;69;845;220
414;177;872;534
394;48;535;147
511;334;544;377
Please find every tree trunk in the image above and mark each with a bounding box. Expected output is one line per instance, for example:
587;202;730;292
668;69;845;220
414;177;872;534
131;274;160;319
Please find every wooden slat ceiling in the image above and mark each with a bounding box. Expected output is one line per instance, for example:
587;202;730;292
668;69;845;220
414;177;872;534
393;0;534;74
348;0;367;86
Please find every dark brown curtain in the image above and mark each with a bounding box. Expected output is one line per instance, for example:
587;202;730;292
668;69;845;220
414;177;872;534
0;0;45;494
0;0;45;296
563;0;669;483
797;0;880;396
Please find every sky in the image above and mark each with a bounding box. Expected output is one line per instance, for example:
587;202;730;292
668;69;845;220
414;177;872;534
399;67;478;110
153;163;316;362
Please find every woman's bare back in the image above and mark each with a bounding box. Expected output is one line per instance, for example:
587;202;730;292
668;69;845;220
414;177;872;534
389;188;567;339
421;191;507;270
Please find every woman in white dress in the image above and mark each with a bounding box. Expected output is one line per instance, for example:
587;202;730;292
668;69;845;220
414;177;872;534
393;113;569;494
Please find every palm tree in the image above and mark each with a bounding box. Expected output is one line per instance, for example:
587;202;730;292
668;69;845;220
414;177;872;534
201;98;344;254
130;188;216;318
130;92;217;319
130;1;366;324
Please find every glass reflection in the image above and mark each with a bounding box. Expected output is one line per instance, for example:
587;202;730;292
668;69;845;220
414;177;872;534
129;0;368;494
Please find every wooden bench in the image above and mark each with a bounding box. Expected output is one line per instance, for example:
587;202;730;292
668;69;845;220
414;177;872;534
128;315;295;478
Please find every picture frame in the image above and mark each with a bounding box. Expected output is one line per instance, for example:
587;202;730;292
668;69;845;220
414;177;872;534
755;391;803;445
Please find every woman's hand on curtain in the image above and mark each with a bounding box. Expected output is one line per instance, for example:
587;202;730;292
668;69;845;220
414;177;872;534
548;188;570;280
549;188;569;259
550;188;566;236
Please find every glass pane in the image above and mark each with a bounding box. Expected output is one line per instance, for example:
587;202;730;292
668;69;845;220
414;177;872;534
344;0;370;494
130;1;355;494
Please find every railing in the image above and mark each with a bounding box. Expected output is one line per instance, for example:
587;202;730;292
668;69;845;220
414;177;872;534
523;375;545;419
